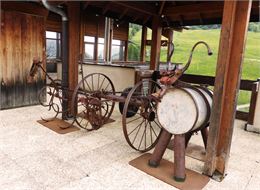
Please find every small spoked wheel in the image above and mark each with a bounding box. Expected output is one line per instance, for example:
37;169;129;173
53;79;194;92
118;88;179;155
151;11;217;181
122;79;163;152
72;73;115;130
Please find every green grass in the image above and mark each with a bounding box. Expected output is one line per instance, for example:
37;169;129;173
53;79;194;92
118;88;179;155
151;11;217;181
131;29;260;105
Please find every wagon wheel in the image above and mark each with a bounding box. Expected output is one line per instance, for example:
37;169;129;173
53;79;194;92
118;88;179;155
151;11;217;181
72;73;115;130
122;79;163;152
38;79;65;121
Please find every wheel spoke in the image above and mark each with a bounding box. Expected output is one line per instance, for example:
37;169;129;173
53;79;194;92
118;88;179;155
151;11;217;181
149;121;153;145
91;74;94;91
150;122;159;138
98;77;106;91
131;119;144;145
138;120;147;150
126;116;142;124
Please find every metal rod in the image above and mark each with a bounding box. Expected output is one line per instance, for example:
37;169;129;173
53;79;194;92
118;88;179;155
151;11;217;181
148;129;172;167
201;127;209;149
174;134;186;182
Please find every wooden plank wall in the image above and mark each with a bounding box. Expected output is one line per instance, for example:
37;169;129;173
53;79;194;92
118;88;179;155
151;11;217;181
0;10;45;109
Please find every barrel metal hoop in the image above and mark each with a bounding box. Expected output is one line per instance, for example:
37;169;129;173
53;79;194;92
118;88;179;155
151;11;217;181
188;85;211;129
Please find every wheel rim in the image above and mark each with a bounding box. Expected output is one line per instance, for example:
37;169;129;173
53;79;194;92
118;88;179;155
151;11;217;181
72;73;115;130
122;79;162;152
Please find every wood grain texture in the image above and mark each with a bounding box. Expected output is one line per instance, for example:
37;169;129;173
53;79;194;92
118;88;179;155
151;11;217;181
0;10;45;109
204;0;252;177
67;2;80;113
150;16;162;70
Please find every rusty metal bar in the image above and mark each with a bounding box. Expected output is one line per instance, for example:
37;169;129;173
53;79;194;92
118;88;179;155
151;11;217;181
148;129;172;167
201;127;209;149
174;134;186;182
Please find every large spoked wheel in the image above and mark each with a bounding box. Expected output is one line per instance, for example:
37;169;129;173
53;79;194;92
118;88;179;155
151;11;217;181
122;79;163;152
72;73;115;130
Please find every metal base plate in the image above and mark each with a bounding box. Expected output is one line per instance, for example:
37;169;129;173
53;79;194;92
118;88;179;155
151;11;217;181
37;118;79;134
129;153;209;190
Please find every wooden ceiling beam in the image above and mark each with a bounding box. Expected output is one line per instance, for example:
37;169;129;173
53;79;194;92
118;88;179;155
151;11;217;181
102;2;111;15
112;1;158;16
119;8;128;19
163;1;224;16
83;1;91;10
1;1;49;17
158;1;166;15
143;16;151;25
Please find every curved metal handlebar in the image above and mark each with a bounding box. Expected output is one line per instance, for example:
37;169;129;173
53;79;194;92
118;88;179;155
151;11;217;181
181;41;213;73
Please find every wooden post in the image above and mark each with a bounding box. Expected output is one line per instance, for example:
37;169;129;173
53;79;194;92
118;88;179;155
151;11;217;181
67;2;80;114
140;26;147;63
150;16;162;70
204;0;252;179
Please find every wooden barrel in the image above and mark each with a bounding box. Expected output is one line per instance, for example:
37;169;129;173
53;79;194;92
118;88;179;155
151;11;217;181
157;86;213;135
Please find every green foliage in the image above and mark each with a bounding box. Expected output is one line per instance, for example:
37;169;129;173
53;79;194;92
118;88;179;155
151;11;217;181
128;23;142;61
128;42;140;61
189;23;260;32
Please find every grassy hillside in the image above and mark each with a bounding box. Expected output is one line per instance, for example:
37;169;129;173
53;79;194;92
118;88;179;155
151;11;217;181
130;29;260;105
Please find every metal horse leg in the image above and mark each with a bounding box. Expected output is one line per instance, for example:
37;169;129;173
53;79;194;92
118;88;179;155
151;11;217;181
174;134;186;182
148;129;172;167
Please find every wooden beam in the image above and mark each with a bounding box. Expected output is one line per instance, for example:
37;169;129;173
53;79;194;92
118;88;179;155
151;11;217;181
143;16;151;25
119;8;128;19
204;0;252;179
158;1;166;15
163;1;224;17
67;2;80;113
83;1;91;10
102;2;111;15
150;16;162;70
140;26;147;63
1;2;49;17
113;2;158;16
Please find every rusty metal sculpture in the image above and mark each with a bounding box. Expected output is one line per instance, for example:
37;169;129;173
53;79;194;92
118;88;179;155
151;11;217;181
148;41;213;182
29;58;69;121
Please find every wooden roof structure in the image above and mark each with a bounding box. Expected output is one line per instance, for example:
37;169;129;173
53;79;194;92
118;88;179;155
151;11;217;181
84;1;259;27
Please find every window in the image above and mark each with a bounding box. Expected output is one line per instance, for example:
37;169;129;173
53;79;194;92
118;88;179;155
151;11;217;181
98;38;104;60
112;39;125;61
84;36;95;60
46;31;61;59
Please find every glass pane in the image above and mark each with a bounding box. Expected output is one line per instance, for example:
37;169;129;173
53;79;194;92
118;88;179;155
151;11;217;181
98;38;104;44
112;45;125;61
84;36;95;43
46;31;58;39
98;44;104;60
46;39;57;58
84;44;94;59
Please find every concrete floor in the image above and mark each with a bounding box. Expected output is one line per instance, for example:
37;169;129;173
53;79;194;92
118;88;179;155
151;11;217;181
0;104;260;190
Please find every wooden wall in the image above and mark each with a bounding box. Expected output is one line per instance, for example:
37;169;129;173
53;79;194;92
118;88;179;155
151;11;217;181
0;10;46;109
82;12;129;41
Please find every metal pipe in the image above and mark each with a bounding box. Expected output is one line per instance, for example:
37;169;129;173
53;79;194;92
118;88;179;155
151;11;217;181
42;0;69;119
182;41;213;73
42;0;68;21
174;134;186;182
148;129;172;167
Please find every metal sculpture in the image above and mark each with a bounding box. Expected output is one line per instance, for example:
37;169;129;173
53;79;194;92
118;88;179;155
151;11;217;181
148;41;213;182
29;41;212;155
29;58;69;121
